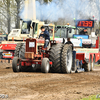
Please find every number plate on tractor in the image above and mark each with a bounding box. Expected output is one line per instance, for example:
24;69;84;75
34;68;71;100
3;53;12;57
29;42;35;47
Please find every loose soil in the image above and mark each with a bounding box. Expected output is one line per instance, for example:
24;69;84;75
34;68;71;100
0;63;100;100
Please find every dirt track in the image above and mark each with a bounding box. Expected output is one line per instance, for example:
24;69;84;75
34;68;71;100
0;64;100;100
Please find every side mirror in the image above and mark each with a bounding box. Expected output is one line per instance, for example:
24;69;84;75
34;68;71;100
56;26;61;29
69;28;72;33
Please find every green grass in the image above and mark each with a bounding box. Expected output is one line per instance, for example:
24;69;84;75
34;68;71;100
95;64;100;67
80;95;100;100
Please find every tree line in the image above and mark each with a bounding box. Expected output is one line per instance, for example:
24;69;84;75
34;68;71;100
0;0;51;34
0;0;100;34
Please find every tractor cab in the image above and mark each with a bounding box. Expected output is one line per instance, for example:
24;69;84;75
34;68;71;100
8;19;44;41
54;25;79;44
55;25;77;38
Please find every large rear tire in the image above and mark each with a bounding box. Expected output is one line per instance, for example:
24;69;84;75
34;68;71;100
41;58;50;73
12;57;21;72
71;59;77;73
19;43;26;59
91;55;95;71
61;44;73;73
49;44;64;73
14;43;23;57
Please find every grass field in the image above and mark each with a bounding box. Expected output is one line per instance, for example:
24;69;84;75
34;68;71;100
80;95;100;100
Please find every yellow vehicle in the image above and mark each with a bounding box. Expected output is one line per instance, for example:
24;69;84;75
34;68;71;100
8;20;44;41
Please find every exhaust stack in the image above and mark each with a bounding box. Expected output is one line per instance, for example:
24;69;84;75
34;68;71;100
24;0;28;19
24;0;36;20
32;0;36;20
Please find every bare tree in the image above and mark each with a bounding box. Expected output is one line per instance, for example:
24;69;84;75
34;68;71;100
15;0;24;28
7;0;11;34
0;0;11;34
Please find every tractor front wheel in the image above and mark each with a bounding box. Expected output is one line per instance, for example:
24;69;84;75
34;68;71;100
41;58;50;73
12;57;21;72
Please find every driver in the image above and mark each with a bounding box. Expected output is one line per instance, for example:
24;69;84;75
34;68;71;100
39;26;50;48
65;38;73;50
79;28;88;35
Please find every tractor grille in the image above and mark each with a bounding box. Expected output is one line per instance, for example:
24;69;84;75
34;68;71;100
26;38;37;53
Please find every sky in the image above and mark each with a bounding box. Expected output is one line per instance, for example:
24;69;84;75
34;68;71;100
20;0;100;24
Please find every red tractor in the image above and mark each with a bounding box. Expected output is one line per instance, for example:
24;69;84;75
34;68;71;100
12;38;73;73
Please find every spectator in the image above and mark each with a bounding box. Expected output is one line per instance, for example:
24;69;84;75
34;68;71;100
79;28;88;35
65;38;73;50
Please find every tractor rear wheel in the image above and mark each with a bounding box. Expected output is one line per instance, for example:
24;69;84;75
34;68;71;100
91;55;95;71
71;59;77;73
14;43;23;57
49;44;64;73
12;57;21;72
61;44;73;73
41;58;50;73
19;43;26;59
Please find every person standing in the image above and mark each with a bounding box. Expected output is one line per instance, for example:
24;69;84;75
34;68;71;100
79;28;88;35
65;38;73;50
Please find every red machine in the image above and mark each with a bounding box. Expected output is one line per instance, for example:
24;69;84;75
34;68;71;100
12;39;56;73
74;20;100;71
0;42;17;60
12;38;73;73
